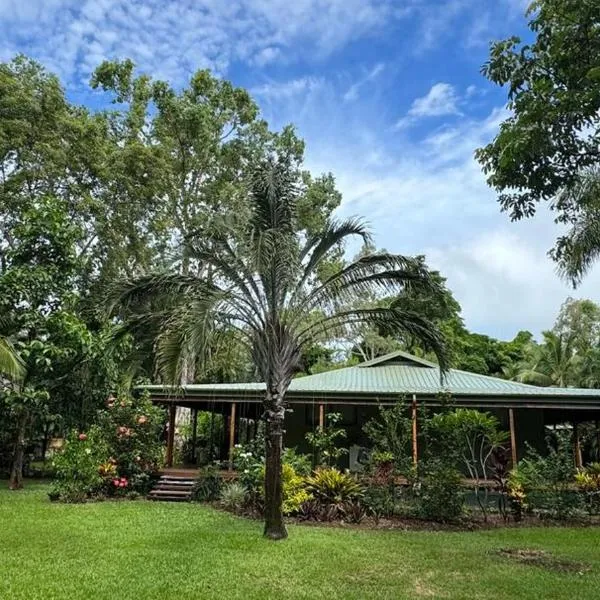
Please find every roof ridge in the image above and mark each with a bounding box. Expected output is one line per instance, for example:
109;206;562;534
357;350;437;369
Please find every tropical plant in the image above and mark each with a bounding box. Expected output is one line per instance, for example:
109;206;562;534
108;159;448;539
219;482;247;512
415;459;464;522
0;335;25;381
516;331;577;387
363;400;412;472
428;409;509;520
305;467;364;504
191;466;223;502
305;411;348;467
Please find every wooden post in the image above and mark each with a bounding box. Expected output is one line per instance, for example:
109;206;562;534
228;402;237;471
509;408;517;466
319;404;325;430
190;408;198;464
411;395;418;467
574;422;583;468
166;404;176;468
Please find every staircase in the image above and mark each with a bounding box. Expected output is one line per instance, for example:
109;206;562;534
148;473;195;502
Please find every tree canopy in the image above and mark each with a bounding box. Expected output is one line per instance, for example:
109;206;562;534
476;0;600;276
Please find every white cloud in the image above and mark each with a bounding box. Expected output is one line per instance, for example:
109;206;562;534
0;0;408;84
395;82;462;129
251;76;324;101
298;101;600;339
343;63;385;102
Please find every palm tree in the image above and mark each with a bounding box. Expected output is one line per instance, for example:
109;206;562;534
516;332;576;387
551;167;600;286
110;159;448;539
0;335;24;381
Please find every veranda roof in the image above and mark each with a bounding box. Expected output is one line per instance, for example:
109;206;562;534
143;351;600;410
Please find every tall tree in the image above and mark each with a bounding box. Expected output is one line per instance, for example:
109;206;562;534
476;0;600;273
554;297;600;354
110;159;448;540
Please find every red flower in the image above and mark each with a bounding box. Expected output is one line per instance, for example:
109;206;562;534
78;433;87;441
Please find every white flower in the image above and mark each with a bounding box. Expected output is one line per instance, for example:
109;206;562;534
85;448;92;455
244;469;249;474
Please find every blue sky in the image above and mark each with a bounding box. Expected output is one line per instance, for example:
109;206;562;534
2;0;598;339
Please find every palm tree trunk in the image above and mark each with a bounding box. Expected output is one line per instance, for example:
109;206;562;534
9;412;28;490
263;392;287;540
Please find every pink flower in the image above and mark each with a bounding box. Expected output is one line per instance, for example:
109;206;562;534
78;433;87;441
112;479;120;487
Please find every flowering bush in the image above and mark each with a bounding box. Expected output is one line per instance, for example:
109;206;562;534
95;394;164;493
49;426;111;502
50;394;164;502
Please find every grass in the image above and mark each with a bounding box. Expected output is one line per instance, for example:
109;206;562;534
1;483;599;599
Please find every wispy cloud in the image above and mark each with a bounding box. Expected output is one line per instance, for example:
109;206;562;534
0;0;407;84
251;76;324;101
343;63;385;102
395;82;462;129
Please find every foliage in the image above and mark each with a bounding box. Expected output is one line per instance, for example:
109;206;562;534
191;466;223;502
305;468;364;508
49;427;111;502
305;412;348;467
219;482;247;512
476;0;600;279
51;394;164;501
428;409;508;520
514;432;579;520
281;463;312;515
363;401;412;473
415;459;465;522
575;462;600;515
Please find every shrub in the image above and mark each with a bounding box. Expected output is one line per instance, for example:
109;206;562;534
51;393;165;501
281;463;312;515
517;432;580;520
304;467;364;519
50;426;111;502
363;402;412;472
305;412;348;467
575;462;600;515
95;394;164;493
305;467;364;504
191;465;222;502
362;483;399;519
219;482;247;512
416;460;464;522
427;409;508;521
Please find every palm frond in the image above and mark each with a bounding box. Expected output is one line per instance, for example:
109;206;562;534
0;336;25;381
553;167;600;286
297;307;448;372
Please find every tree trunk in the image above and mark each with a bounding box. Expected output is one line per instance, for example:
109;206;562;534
9;412;28;490
263;399;287;540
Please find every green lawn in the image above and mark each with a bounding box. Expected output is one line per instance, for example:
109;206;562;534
1;483;599;599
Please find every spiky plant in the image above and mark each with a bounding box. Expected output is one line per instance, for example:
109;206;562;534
108;158;448;539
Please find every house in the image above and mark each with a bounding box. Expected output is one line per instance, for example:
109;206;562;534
143;351;600;470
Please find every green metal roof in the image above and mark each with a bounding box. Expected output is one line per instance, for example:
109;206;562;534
143;350;600;409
